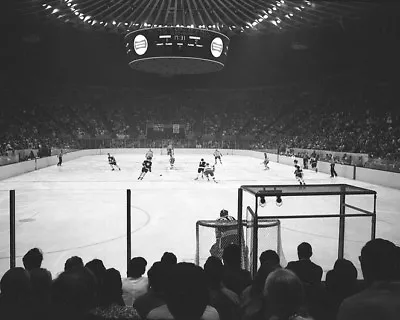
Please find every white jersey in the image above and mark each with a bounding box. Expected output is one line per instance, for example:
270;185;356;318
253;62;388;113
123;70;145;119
146;150;153;158
213;150;222;158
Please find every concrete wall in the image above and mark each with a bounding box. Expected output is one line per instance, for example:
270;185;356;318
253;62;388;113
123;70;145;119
1;148;399;189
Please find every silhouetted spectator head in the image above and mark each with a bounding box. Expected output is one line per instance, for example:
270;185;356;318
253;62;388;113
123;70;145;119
30;268;52;295
102;268;124;307
147;261;169;293
161;252;177;265
263;269;305;320
332;258;358;281
204;256;224;289
297;242;313;260
222;244;241;268
165;263;209;320
85;259;106;285
0;267;31;303
22;248;43;271
51;268;97;319
127;257;147;278
64;256;84;272
360;238;397;283
260;250;280;266
251;261;281;297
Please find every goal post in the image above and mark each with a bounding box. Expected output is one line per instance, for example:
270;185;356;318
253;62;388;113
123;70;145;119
238;184;377;277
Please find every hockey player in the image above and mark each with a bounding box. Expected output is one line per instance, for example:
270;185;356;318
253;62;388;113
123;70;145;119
138;157;152;180
145;149;154;160
57;149;63;166
310;156;318;172
330;158;338;178
108;153;121;171
169;154;175;169
263;152;270;170
194;158;206;180
294;160;305;185
167;143;174;157
213;149;222;165
204;163;217;183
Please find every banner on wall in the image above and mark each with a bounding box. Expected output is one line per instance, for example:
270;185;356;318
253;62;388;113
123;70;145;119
173;124;180;134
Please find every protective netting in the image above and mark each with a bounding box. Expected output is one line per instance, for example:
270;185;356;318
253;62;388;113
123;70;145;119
196;213;285;273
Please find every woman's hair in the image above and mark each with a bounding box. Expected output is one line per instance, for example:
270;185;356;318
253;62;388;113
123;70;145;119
263;269;305;320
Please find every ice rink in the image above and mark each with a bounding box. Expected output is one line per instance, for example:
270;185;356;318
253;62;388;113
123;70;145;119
0;152;399;278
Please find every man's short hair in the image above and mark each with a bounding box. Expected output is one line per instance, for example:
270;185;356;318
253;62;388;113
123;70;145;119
23;248;43;271
260;250;280;266
297;242;312;259
127;257;147;278
64;256;84;272
161;252;177;265
360;238;397;282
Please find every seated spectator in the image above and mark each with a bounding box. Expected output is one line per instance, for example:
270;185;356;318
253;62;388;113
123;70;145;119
122;256;149;306
50;267;97;320
147;262;219;320
241;254;281;320
325;258;359;318
85;259;107;305
30;268;52;320
134;262;168;318
0;267;33;320
204;256;240;320
161;252;177;265
23;247;43;271
88;268;141;320
64;256;84;272
337;238;400;320
263;269;312;320
286;242;323;285
222;244;252;296
259;250;281;268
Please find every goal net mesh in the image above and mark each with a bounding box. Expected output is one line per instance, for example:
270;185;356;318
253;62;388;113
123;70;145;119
196;210;285;271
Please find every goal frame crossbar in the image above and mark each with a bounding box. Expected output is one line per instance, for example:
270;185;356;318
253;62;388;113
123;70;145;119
238;184;377;276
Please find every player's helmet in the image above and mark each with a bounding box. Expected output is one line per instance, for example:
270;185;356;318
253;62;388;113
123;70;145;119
147;156;151;160
206;163;209;166
107;153;110;156
220;209;228;217
294;160;298;164
201;158;204;161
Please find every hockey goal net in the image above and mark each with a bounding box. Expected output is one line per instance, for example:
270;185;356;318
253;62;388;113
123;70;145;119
195;207;285;271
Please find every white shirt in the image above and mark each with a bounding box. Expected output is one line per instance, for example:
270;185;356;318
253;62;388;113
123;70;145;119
122;276;149;306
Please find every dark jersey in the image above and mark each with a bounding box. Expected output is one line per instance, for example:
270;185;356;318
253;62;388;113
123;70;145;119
108;156;116;164
142;160;152;172
294;165;303;177
198;160;206;169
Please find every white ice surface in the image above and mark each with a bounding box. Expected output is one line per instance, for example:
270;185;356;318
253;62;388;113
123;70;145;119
0;153;399;279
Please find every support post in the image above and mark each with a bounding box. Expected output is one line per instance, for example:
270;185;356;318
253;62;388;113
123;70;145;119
253;198;259;278
237;188;243;266
371;193;377;240
195;222;200;265
127;189;132;274
338;187;346;259
10;190;16;268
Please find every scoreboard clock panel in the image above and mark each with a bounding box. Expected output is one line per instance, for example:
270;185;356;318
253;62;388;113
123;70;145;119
125;27;230;75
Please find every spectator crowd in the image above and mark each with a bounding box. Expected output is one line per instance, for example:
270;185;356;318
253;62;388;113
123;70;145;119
1;77;399;167
1;237;399;320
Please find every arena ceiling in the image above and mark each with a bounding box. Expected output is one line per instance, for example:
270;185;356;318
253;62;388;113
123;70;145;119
3;1;399;86
18;0;378;35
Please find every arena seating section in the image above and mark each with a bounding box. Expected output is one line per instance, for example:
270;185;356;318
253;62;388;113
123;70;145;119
1;76;399;165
